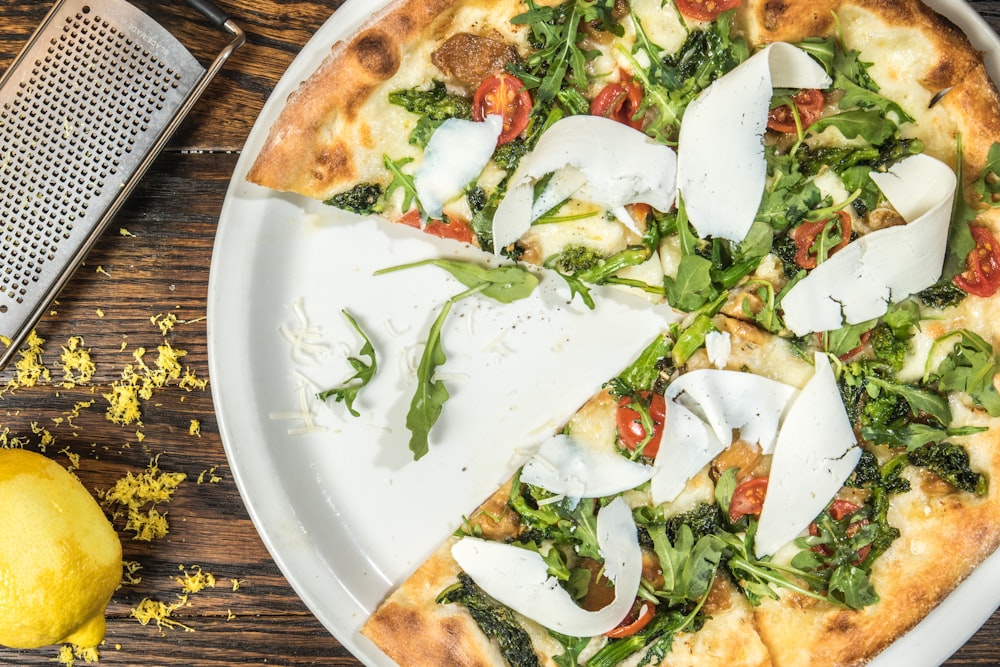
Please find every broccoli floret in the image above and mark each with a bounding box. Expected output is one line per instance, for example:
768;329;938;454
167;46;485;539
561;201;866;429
467;186;487;213
869;321;909;371
388;80;472;121
438;573;540;667
848;450;881;488
908;442;988;496
844;451;907;567
493;138;530;171
918;280;967;309
770;234;800;279
324;183;384;215
861;387;909;434
549;245;605;274
664;503;725;543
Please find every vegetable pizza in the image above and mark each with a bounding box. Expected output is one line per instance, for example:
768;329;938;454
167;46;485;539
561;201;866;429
247;0;1000;664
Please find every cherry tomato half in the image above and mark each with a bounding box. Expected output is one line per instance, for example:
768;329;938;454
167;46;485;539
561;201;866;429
808;500;872;565
472;73;532;145
399;209;475;245
605;599;655;638
953;224;1000;298
728;477;768;523
675;0;741;22
790;210;852;270
590;77;644;130
767;89;825;134
616;392;666;458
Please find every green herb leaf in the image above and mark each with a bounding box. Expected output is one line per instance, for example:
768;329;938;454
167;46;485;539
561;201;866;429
378;260;539;458
317;310;378;416
406;294;456;460
382;155;422;216
377;259;540;303
827;564;880;608
929;329;1000;417
808;109;898;144
972;141;1000;206
613;332;674;395
944;135;977;281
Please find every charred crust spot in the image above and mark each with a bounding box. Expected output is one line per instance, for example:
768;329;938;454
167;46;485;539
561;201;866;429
825;612;857;636
311;141;354;186
762;0;788;31
351;30;401;81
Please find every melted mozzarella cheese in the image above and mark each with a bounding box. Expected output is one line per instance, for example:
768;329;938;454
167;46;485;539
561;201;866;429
451;497;642;636
520;434;654;499
414;116;502;219
781;154;956;335
677;43;831;243
492;116;678;251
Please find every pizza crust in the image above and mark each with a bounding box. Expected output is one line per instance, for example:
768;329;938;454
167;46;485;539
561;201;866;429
754;418;1000;667
247;0;457;198
361;517;774;667
246;0;533;201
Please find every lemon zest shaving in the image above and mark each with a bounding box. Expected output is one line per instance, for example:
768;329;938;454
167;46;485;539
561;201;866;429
5;330;50;391
130;595;194;632
176;565;216;594
60;336;95;387
100;456;186;541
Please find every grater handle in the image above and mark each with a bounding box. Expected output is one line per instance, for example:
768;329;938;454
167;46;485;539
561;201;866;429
182;0;231;29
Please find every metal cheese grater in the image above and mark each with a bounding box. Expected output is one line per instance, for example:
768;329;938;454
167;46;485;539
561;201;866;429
0;0;244;369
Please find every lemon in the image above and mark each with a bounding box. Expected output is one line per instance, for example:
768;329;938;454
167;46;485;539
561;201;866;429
0;448;122;649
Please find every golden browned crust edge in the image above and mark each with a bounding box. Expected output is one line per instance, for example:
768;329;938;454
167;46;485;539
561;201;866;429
741;0;979;81
361;536;507;667
246;0;459;198
753;422;1000;667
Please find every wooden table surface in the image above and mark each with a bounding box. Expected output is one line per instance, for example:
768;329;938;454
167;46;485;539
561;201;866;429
1;0;999;665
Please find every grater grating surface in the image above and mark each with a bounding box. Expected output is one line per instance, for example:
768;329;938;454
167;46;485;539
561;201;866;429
0;0;243;369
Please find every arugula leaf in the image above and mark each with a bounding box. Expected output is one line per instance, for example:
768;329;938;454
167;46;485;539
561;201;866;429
862;421;986;451
382;155;423;216
406;293;458;460
832;48;914;124
944;135;977;281
377;260;539;458
649;524;724;606
626;9;748;144
510;0;619;104
376;259;540;303
866;375;952;425
807;109;898;145
822;318;876;359
665;254;715;311
317;310;378;417
973;142;1000;206
550;633;591;667
928;329;1000;416
827;564;880;609
759;147;825;232
717;526;830;607
612;332;674;395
